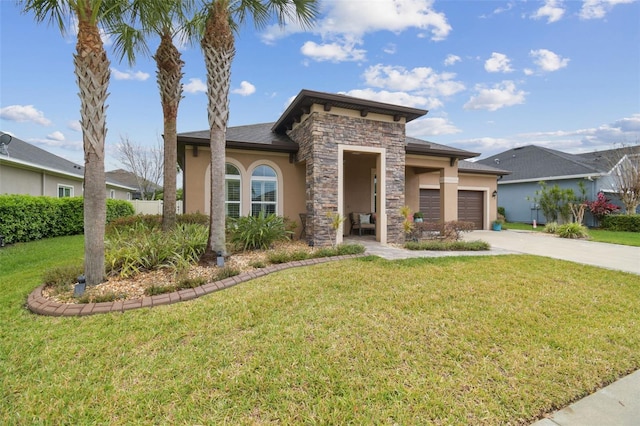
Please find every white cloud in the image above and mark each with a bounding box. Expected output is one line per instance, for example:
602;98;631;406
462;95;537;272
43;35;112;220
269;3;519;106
407;116;462;137
530;48;570;72
580;0;636;19
484;52;514;73
262;0;451;62
531;0;565;23
340;88;442;109
47;131;65;141
463;81;527;111
29;137;82;151
444;54;461;66
111;68;150;81
523;68;535;76
610;113;640;132
300;40;366;62
183;78;207;94
362;64;465;97
383;43;397;54
0;105;52;126
67;120;82;132
231;81;256;96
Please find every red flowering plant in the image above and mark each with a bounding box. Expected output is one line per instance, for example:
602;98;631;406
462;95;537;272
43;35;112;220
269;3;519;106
586;192;620;221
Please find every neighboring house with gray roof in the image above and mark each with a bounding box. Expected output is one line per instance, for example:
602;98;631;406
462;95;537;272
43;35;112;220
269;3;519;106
0;132;135;200
106;169;162;200
477;144;640;226
178;89;508;247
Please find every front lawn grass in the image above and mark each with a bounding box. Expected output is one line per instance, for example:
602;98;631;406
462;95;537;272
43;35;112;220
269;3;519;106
505;222;640;247
2;236;640;424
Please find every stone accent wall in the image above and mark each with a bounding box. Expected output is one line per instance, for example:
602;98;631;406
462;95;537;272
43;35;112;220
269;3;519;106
289;111;406;246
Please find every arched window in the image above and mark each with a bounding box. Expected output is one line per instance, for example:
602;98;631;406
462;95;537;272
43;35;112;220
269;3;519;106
251;165;277;216
225;163;241;218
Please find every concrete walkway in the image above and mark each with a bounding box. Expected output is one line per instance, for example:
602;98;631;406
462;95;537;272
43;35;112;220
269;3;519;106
348;231;640;425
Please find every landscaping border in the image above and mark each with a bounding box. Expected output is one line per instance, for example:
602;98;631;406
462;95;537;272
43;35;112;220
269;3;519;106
27;254;366;317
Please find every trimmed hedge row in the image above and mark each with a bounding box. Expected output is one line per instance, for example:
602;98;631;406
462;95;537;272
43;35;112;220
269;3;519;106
600;214;640;232
0;195;135;244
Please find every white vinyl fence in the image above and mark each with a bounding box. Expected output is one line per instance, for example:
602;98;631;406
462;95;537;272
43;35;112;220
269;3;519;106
130;200;183;215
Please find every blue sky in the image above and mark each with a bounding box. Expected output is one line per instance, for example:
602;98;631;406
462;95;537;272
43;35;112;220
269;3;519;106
1;0;639;171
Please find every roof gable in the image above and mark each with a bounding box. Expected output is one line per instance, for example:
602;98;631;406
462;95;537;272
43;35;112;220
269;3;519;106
0;132;134;189
477;145;606;182
272;89;428;133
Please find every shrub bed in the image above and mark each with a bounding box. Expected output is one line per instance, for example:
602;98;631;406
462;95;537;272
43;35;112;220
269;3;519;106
404;240;490;251
601;214;640;232
0;195;134;244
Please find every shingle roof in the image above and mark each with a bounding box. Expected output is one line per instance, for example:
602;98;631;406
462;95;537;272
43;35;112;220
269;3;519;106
179;123;299;153
476;145;615;182
178;125;485;162
458;160;511;175
0;132;134;189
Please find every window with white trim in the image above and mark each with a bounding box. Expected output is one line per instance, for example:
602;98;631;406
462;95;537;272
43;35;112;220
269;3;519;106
58;185;73;198
225;163;241;218
251;165;277;216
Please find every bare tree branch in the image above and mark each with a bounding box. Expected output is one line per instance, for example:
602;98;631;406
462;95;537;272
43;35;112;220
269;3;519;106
116;135;164;200
604;143;640;215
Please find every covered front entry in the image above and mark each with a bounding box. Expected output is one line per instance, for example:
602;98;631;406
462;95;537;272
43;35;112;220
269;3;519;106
338;146;387;244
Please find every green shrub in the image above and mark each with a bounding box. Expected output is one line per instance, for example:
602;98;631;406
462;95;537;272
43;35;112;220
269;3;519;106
214;266;240;281
77;292;121;304
106;199;135;223
544;222;559;234
557;223;589;239
497;206;506;219
267;251;298;264
337;243;366;255
601;214;640;232
42;264;84;293
250;260;266;268
105;222;208;277
404;240;490;251
228;213;291;250
178;212;210;226
144;285;176;296
176;276;207;289
0;195;134;244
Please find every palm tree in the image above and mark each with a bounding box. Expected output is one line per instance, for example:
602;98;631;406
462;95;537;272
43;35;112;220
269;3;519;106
22;0;129;286
199;0;318;260
112;0;196;231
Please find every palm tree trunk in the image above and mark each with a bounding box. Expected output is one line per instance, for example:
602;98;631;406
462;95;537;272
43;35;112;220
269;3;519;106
155;31;184;231
202;0;235;259
75;12;109;286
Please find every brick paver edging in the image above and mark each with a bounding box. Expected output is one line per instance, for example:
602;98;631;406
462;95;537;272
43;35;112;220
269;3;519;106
27;254;366;317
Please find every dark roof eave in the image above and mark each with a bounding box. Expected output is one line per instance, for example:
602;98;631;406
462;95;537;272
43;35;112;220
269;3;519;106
227;140;298;153
178;136;298;153
406;145;479;160
460;168;512;176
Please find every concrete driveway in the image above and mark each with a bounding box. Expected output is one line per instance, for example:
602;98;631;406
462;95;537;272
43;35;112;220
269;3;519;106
463;230;640;275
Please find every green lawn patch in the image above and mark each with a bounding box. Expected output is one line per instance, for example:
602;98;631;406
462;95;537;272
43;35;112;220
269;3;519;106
505;222;640;247
2;236;640;424
404;239;490;251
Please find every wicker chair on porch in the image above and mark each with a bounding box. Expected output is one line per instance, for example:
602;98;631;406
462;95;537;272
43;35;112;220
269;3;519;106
349;212;376;236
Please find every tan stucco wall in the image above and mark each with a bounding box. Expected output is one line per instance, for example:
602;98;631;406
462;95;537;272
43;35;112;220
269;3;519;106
0;163;83;197
404;155;499;229
183;146;307;231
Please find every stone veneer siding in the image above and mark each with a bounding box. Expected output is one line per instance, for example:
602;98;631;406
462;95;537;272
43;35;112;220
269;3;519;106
289;112;406;246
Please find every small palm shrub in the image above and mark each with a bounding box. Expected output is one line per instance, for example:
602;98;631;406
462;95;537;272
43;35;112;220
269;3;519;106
105;222;208;277
557;223;589;239
228;213;291;250
544;222;559;234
